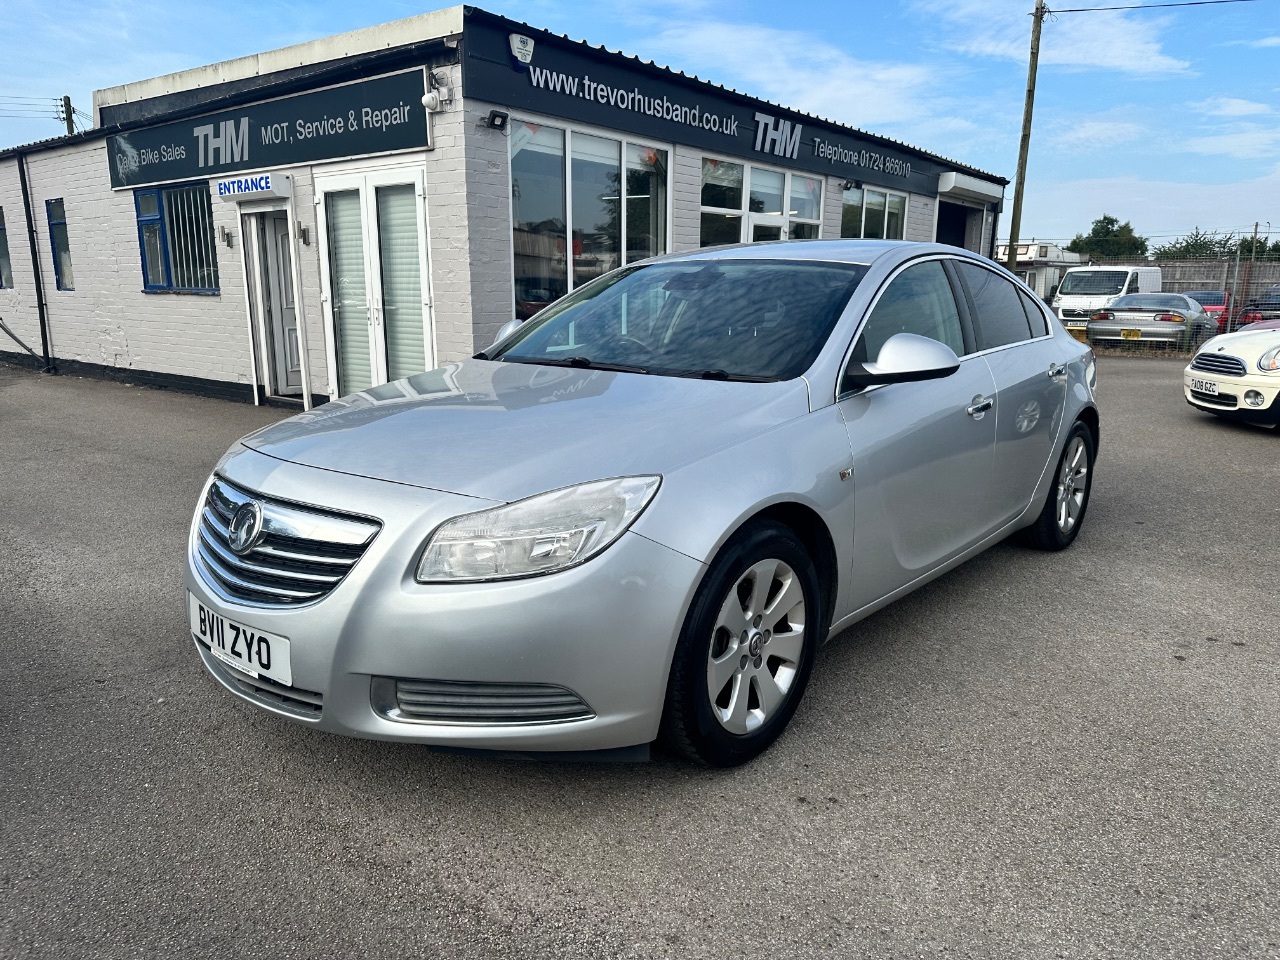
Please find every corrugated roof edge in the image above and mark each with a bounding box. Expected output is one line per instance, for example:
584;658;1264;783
463;6;1007;186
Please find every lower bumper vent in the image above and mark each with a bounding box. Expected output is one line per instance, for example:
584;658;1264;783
196;642;323;719
371;677;594;725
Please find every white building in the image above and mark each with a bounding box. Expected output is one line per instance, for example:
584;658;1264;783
995;241;1082;301
0;7;1007;406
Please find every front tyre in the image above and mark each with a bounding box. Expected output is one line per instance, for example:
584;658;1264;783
1020;420;1095;551
660;520;820;767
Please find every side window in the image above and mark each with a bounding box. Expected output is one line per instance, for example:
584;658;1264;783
955;261;1033;350
1124;272;1140;294
1018;288;1050;336
847;260;964;376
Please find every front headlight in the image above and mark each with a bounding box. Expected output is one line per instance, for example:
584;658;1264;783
416;476;662;582
1258;345;1280;373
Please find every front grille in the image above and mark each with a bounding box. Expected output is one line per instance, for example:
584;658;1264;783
371;677;595;725
195;478;380;607
196;642;324;719
1060;309;1089;319
1190;353;1247;377
1190;389;1238;408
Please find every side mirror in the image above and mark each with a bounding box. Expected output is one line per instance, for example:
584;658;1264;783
490;317;523;349
843;332;960;390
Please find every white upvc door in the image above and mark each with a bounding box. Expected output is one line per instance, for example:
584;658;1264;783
316;168;432;397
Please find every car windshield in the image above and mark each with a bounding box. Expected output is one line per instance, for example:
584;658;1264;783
1111;294;1189;311
491;259;868;381
1186;291;1225;306
1058;271;1129;296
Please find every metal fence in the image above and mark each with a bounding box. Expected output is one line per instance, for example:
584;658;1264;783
1055;257;1280;357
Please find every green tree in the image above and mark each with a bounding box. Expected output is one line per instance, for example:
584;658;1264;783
1065;214;1149;259
1153;227;1237;260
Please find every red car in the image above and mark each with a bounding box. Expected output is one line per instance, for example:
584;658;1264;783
1185;290;1231;333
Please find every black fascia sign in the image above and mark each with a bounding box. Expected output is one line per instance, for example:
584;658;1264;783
461;14;962;197
107;71;428;189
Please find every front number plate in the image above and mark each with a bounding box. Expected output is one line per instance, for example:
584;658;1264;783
1189;378;1219;395
1121;328;1142;340
189;593;292;686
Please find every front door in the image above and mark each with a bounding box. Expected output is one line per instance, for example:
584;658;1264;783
317;169;432;397
836;258;998;610
264;213;301;394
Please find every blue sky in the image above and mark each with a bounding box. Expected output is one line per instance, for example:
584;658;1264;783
2;0;1277;245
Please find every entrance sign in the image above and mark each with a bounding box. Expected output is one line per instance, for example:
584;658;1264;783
215;172;292;202
108;72;428;189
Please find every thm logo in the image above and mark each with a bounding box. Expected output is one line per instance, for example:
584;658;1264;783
753;112;802;160
194;118;249;168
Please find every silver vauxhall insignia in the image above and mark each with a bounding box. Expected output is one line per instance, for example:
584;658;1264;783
185;241;1100;766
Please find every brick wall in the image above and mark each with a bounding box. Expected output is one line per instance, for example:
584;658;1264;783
905;195;935;243
0;158;41;355
16;140;259;387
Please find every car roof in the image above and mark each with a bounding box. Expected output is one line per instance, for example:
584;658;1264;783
648;239;990;269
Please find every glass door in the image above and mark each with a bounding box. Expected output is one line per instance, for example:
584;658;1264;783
318;169;431;397
748;216;785;242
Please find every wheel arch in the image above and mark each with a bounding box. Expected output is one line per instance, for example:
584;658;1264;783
745;501;839;640
1076;404;1100;456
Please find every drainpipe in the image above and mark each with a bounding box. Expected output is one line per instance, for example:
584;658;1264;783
16;152;56;374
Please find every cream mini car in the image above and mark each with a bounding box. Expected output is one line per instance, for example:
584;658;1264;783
1184;329;1280;426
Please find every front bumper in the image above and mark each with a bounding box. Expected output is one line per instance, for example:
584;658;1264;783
184;448;705;752
1183;367;1280;425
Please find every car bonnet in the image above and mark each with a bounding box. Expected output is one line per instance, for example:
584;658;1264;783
239;359;812;502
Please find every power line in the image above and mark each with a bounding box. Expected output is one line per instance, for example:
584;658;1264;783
1049;0;1259;11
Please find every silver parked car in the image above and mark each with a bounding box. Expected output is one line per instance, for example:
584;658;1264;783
186;241;1100;766
1087;293;1215;349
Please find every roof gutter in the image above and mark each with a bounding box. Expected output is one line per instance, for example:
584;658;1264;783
16;153;55;375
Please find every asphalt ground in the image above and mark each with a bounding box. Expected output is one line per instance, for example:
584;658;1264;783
1;358;1277;960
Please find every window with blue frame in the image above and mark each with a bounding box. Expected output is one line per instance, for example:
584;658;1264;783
46;198;73;291
134;183;220;293
0;207;13;288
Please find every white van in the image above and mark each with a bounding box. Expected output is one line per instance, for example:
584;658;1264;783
1052;265;1162;335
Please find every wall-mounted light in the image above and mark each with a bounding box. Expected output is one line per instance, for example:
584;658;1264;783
297;223;310;246
840;179;863;192
219;225;234;248
485;109;509;131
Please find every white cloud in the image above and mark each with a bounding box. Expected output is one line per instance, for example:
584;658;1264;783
1048;119;1146;149
913;0;1191;76
1191;97;1272;117
1248;36;1280;47
1184;125;1280;160
640;21;941;129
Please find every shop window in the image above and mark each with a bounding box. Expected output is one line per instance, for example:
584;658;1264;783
0;207;12;288
840;186;907;240
789;176;822;239
46;199;73;291
700;158;822;246
134;183;220;293
626;144;667;263
512;121;668;320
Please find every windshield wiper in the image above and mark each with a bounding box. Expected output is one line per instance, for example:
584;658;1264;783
501;356;651;374
677;369;774;382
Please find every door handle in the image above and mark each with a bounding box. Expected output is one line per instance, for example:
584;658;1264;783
1048;363;1068;381
966;395;993;418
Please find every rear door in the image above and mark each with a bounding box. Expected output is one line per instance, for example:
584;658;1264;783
953;261;1068;527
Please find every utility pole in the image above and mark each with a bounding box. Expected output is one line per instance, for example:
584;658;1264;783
1250;221;1259;261
61;96;73;136
1005;0;1047;273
